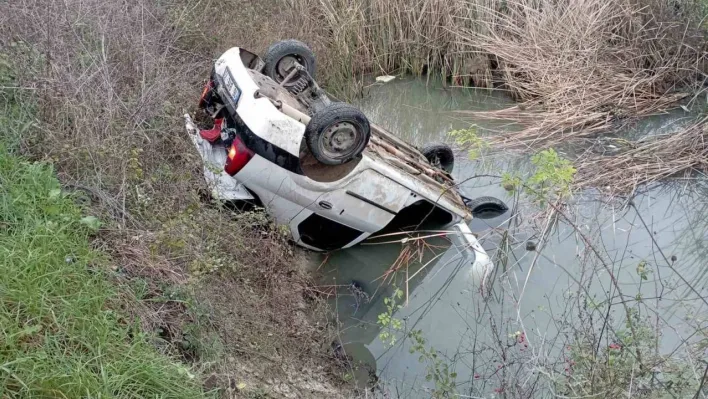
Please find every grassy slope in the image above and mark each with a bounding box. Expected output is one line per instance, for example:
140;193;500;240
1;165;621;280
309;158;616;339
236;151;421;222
0;1;348;395
0;80;207;398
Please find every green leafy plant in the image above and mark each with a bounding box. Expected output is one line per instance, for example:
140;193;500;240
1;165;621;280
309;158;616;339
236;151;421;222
79;215;102;231
377;288;404;346
559;305;697;397
501;172;523;193
408;329;457;398
636;260;651;281
528;148;576;201
376;289;457;397
449;127;488;160
500;148;576;205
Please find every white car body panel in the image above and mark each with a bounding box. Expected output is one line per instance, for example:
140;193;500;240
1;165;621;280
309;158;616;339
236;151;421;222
186;116;254;201
449;222;494;295
214;48;304;156
185;45;495;290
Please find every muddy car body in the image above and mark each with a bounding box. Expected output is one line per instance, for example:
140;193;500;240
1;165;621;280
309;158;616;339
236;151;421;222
185;41;500;286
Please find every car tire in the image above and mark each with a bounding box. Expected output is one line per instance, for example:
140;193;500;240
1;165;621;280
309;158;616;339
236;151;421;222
421;143;454;173
305;103;371;165
463;196;509;219
263;39;316;86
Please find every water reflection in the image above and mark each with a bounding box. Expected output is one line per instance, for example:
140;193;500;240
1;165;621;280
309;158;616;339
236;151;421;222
315;77;707;397
358;78;515;145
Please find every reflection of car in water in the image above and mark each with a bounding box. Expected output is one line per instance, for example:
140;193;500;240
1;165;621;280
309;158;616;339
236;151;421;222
323;236;451;332
184;39;508;283
321;234;474;388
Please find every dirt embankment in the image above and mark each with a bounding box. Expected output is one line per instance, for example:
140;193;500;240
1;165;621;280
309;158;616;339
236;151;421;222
1;0;356;397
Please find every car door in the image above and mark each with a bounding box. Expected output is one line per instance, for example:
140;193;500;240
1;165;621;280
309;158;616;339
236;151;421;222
291;169;413;250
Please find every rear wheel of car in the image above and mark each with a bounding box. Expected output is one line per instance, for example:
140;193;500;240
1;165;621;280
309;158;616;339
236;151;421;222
464;196;509;219
263;40;316;87
305;103;371;165
421;143;454;173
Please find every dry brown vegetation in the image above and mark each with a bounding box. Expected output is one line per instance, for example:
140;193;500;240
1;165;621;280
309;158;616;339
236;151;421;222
290;0;706;104
289;0;500;90
1;0;351;397
463;0;707;149
573;115;708;194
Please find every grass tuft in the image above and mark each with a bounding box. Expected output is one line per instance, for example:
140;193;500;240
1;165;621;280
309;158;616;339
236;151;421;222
0;89;206;396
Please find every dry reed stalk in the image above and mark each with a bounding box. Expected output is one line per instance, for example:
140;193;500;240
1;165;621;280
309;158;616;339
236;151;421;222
573;115;708;195
456;0;707;150
287;0;706;146
374;235;449;289
377;239;426;285
290;0;499;89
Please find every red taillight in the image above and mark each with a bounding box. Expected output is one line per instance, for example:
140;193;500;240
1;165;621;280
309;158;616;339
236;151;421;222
224;137;254;176
198;80;214;109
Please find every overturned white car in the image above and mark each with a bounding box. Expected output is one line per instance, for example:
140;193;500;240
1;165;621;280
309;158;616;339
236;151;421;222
184;40;507;283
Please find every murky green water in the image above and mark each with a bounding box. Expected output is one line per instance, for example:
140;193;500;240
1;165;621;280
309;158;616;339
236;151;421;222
314;77;707;397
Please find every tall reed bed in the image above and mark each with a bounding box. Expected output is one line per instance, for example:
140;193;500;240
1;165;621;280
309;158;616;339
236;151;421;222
289;0;499;90
462;0;707;149
291;0;706;141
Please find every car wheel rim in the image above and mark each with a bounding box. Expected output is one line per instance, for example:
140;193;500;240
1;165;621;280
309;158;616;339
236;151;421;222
276;55;305;83
320;122;360;161
429;154;442;169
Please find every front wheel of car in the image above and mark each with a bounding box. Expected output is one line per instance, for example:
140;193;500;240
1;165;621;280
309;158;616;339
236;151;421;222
305;103;371;165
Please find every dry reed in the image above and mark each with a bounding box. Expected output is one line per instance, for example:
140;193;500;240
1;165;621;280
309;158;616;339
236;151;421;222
287;0;706;156
573;115;708;195
289;0;499;90
457;0;707;149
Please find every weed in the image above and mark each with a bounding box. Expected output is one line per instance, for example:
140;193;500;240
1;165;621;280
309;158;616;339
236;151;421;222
526;149;576;204
557;306;698;397
0;146;207;397
494;148;576;205
408;330;457;398
376;287;458;397
377;288;404;346
247;388;270;399
0;52;37;154
449;127;487;160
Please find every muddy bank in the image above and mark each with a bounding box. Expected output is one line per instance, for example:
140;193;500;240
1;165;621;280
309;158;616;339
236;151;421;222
101;208;353;398
192;256;347;398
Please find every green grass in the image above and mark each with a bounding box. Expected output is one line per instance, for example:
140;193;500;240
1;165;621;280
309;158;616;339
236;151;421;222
0;68;208;398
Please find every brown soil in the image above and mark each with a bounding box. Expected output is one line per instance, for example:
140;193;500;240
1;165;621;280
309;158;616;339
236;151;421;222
99;205;357;398
300;143;362;183
194;266;348;398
